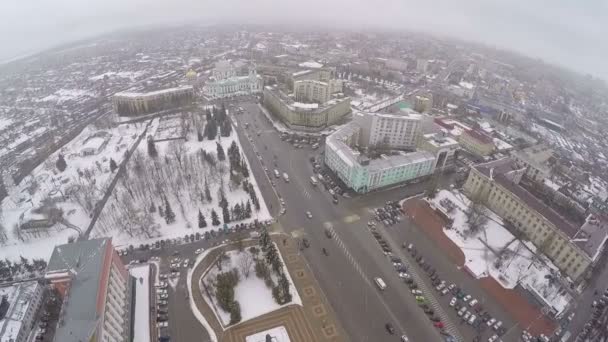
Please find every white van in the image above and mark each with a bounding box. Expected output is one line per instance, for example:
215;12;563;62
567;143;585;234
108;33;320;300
274;169;280;178
468;314;476;325
374;277;387;290
310;176;318;186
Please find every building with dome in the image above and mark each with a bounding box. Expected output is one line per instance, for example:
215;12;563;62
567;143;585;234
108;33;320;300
203;60;263;99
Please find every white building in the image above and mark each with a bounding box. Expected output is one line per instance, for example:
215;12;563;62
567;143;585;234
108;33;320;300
203;60;263;99
353;109;422;150
324;111;435;193
0;281;45;342
294;79;342;104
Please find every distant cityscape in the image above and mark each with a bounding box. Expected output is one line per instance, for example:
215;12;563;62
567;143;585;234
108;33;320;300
0;25;607;342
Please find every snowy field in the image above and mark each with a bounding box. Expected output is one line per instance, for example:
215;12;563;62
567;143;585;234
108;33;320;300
428;190;571;314
0;122;147;261
201;245;302;328
129;264;151;342
246;326;290;342
94;113;271;247
37;89;95;104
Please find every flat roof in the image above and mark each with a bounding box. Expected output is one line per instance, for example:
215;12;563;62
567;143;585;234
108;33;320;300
0;281;41;342
114;85;193;99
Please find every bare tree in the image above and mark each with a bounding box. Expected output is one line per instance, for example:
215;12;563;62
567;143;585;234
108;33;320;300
238;253;254;278
465;199;488;237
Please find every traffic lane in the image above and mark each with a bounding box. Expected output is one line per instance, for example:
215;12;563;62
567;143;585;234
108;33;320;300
383;218;520;340
318;207;446;341
294;207;413;342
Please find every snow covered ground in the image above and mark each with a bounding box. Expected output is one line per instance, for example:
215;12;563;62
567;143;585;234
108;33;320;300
37;89;95;104
0;122;147;261
94;114;271;247
201;245;302;328
246;326;290;342
129;264;151;342
428;190;571;314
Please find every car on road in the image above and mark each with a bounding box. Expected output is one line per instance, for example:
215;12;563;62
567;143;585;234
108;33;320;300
433;322;444;328
157;314;169;322
306;211;312;219
400;335;409;342
158;321;168;328
158;300;168;306
158;293;168;300
385;323;395;334
488;335;499;342
324;227;333;238
411;289;423;295
415;296;425;302
399;272;409;279
195;248;204;255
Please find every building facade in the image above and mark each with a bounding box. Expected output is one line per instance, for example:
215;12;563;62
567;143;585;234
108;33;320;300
511;145;554;182
414;95;432;113
263;86;351;131
419;133;459;171
463;159;597;281
324;112;435;193
203;60;263;99
46;238;131;342
289;69;334;90
0;281;44;342
112;86;194;117
294;79;342;104
353;110;421;150
458;129;495;156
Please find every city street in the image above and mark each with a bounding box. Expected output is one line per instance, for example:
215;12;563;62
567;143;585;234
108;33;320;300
231;99;463;342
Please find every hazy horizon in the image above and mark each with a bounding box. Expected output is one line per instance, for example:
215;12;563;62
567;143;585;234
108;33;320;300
1;0;607;80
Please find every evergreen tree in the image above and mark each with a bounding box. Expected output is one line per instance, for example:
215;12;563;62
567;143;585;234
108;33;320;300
164;197;176;224
216;142;225;161
221;119;232;137
265;241;278;266
197;129;203;142
205;108;212;121
260;228;271;251
211;209;220;226
233;203;242;220
222;204;231;224
229;301;241;325
149;202;156;213
245;201;252;218
206;120;217;140
56;154;67;172
109;158;118;172
158;205;164;217
271;256;283;275
198;210;207;228
279;272;292;301
147;137;158;158
204;180;212;202
241;158;249;177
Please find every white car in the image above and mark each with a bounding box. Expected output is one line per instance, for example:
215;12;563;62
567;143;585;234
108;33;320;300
449;297;457;307
411;289;423;295
488;335;499;342
441;288;449;295
400;335;409;342
398;272;409;279
195;248;204;255
158;321;168;328
306;211;313;219
487;318;497;327
183;259;190;268
493;321;503;331
469;298;479;307
463;311;471;320
463;294;472;302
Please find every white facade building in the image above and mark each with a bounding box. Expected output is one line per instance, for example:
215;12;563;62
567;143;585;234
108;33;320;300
353;109;422;150
204;60;263;99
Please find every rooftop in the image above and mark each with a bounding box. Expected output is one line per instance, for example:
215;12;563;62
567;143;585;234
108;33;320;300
114;85;193;99
464;129;494;145
47;238;110;342
0;280;41;342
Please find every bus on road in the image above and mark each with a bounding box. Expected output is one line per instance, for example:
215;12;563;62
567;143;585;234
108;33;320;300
374;277;387;290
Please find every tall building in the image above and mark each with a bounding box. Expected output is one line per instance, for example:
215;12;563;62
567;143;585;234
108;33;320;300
45;238;131;342
112;86;194;117
458;129;495;156
0;281;45;342
289;68;334;90
203;60;263;99
294;79;342;104
419;133;459;171
353;109;422;150
325;111;435;193
511;145;554;182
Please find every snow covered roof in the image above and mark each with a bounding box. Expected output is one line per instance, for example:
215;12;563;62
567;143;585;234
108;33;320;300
0;280;42;342
298;61;323;69
114;85;193;99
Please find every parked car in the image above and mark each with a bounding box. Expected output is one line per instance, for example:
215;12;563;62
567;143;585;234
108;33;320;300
487;318;497;327
449;297;457;307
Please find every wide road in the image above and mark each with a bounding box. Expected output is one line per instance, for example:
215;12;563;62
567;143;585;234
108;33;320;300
228;99;465;342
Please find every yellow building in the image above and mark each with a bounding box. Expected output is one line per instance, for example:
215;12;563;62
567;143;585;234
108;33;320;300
458;129;495;156
463;158;595;281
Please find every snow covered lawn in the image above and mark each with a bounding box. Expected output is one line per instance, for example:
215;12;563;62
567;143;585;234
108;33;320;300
200;244;301;328
246;326;290;342
428;190;571;314
129;264;151;342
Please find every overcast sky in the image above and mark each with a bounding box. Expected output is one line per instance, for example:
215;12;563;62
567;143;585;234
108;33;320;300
1;0;607;79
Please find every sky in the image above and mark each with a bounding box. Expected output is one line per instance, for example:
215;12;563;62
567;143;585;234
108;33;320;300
1;0;607;79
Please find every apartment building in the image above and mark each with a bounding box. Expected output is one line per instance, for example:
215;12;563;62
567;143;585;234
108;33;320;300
463;158;607;281
511;145;554;182
263;85;351;131
458;129;495;157
419;133;459;171
46;238;131;342
0;280;44;342
414;95;432;113
294;79;342;104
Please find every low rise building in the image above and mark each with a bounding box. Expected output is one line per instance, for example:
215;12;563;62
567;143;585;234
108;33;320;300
511;145;554;182
463;158;608;281
0;280;44;342
203;60;263;99
414;95;432;113
46;238;132;342
325;111;435;193
458;129;495;157
112;86;194;117
419;133;459;171
263;85;351;131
